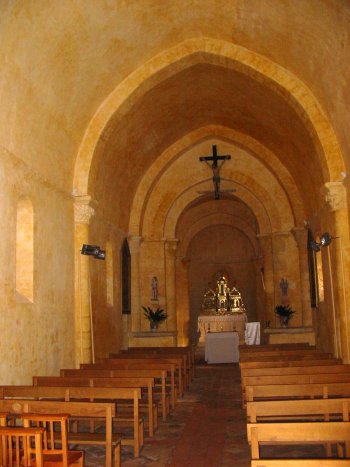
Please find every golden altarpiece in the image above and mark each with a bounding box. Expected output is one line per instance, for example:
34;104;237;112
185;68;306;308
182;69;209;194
198;276;247;343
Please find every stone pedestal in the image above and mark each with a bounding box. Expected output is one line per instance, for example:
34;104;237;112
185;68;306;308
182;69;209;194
128;331;177;347
264;326;315;345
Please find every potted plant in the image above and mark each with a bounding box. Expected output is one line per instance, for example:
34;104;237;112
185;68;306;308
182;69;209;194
142;306;167;331
274;304;296;327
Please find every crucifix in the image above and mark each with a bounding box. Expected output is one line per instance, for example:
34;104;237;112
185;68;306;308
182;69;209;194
199;145;234;200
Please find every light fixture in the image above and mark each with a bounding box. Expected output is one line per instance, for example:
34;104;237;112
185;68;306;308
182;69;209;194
320;232;332;247
310;232;333;252
310;240;321;252
81;244;106;260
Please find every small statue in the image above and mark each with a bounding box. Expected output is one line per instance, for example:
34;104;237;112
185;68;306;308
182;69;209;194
280;277;289;296
151;276;158;301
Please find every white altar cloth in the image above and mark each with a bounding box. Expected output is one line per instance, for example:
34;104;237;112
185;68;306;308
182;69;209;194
198;314;247;343
205;331;239;364
245;322;261;345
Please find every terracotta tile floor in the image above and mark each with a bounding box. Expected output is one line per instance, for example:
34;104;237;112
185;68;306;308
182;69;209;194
80;361;251;466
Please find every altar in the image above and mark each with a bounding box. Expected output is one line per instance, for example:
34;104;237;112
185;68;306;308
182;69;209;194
198;313;247;343
205;331;239;364
198;275;248;344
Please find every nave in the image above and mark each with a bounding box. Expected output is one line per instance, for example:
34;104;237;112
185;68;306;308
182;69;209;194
84;362;251;466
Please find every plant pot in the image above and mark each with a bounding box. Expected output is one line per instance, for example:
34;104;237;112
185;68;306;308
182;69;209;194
150;321;159;331
279;316;289;328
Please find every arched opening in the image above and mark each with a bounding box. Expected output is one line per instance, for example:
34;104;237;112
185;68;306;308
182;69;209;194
121;239;131;315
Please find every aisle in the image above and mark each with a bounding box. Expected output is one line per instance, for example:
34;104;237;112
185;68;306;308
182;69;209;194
85;363;251;466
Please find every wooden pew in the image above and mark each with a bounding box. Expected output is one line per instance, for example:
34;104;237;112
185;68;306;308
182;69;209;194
240;352;334;363
116;348;193;387
240;358;341;370
96;356;184;399
239;343;314;353
247;422;350;462
242;373;350;405
117;345;196;382
247;398;350;423
60;368;170;420
251;459;350;466
33;375;158;437
241;364;350;379
246;382;350;403
80;360;177;409
0;399;119;467
244;373;350;388
0;385;143;457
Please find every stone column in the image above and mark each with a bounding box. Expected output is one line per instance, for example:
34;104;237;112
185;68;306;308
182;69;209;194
128;235;143;333
257;234;275;326
292;227;312;327
321;181;350;361
164;238;179;334
74;196;95;366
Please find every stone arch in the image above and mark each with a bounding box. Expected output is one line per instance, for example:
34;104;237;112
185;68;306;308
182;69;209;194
73;37;344;197
129;126;305;236
178;213;259;258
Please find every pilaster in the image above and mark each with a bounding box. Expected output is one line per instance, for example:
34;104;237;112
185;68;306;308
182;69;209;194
291;227;312;327
257;233;274;326
164;238;179;335
128;235;143;333
320;181;350;361
74;195;95;366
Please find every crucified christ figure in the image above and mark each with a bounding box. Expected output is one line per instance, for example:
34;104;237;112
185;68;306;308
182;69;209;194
199;145;232;200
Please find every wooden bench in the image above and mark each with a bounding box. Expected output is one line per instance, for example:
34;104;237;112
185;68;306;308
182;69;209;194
117;345;196;383
246;382;350;403
240;352;334;363
0;399;119;467
242;373;350;405
60;368;170;420
251;459;350;466
239;343;314;353
241;364;350;379
95;356;184;399
33;375;158;437
247;398;350;423
240;358;341;370
248;422;350;462
0;385;142;457
80;360;177;409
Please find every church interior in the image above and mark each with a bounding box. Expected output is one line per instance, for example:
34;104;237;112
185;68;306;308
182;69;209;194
1;1;350;465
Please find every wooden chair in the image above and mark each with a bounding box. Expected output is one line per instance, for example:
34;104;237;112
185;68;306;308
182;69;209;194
22;413;84;466
0;426;45;466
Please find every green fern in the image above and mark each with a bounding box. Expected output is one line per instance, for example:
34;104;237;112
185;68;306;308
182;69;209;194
142;306;168;323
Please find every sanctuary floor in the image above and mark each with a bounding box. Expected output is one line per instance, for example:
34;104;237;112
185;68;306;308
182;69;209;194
83;359;251;466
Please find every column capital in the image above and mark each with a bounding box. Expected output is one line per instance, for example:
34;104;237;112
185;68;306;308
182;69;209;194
74;195;96;224
321;181;347;212
164;238;179;255
128;235;143;253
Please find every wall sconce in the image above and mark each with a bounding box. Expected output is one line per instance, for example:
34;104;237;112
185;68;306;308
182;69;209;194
310;232;333;252
81;244;106;260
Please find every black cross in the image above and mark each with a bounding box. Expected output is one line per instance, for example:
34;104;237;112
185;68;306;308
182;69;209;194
199;145;231;200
